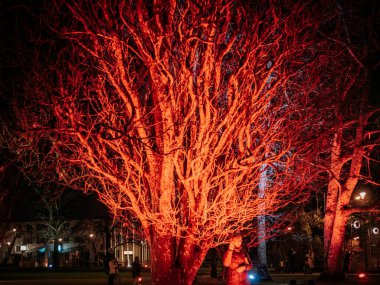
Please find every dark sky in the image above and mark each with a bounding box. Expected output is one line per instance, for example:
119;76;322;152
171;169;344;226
0;163;109;222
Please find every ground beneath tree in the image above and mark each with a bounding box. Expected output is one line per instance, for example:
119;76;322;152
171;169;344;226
1;273;379;285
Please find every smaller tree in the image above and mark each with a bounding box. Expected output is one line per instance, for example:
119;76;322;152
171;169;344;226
320;0;380;275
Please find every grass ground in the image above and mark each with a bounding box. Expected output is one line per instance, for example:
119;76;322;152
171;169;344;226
0;270;378;284
0;270;318;283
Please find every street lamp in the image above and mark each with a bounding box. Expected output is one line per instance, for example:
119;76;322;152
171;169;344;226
355;190;368;272
355;191;367;201
88;233;95;266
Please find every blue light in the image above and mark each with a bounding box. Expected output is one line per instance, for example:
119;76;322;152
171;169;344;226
249;274;255;280
38;247;45;253
48;264;53;268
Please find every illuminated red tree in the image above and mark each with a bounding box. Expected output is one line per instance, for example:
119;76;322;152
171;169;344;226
321;0;380;275
8;1;335;283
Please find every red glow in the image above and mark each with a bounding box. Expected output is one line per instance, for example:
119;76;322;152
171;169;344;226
10;0;376;283
358;273;366;278
138;277;142;281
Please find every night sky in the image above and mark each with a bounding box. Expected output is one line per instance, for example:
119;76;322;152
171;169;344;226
0;1;108;220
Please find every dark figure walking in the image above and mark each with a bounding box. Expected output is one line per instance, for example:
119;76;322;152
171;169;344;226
104;248;113;275
108;256;119;285
209;247;219;278
343;251;351;276
303;253;313;275
131;256;142;285
287;248;296;273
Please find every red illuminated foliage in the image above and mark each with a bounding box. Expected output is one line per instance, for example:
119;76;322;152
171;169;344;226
320;0;380;275
4;0;341;284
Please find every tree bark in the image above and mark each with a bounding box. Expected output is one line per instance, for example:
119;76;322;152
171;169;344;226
149;234;208;285
326;207;348;274
258;167;268;267
52;238;59;268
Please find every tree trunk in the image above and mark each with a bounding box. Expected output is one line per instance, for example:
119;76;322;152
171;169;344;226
149;234;208;285
324;127;343;255
258;166;268;267
52;238;59;268
326;208;348;274
104;217;111;252
258;216;267;266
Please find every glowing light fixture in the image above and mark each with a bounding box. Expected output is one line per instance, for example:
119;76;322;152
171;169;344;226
12;228;16;232
359;192;366;200
89;233;94;238
373;227;379;235
353;221;361;229
287;226;292;231
248;273;255;280
358;273;366;278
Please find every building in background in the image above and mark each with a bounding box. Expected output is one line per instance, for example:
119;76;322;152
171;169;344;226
0;219;150;268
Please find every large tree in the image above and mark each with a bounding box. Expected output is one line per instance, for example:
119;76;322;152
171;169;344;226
5;1;335;283
321;0;380;275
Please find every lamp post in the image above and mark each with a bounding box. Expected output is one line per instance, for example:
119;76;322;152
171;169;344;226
5;228;17;265
355;191;368;272
89;233;96;266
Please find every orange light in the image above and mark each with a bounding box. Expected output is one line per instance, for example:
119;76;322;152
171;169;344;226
358;273;366;278
287;227;292;231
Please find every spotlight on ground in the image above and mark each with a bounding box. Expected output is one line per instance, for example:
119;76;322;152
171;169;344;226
358;273;366;278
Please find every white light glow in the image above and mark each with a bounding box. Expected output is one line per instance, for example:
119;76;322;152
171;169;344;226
353;221;361;229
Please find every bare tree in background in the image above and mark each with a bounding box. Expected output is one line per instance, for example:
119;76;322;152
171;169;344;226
320;0;380;275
